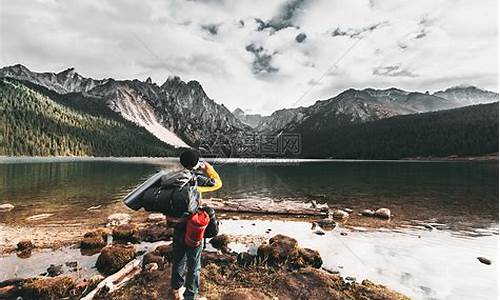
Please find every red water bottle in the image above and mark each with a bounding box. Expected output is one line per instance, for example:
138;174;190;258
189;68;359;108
184;210;210;248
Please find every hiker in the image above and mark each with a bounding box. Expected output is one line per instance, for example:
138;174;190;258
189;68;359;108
170;150;222;300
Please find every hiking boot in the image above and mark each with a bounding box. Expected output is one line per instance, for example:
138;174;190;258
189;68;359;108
171;287;185;300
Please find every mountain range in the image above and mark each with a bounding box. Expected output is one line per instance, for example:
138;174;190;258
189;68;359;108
234;86;498;133
0;64;498;158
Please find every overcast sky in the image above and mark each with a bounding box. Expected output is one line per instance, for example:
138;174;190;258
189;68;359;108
1;0;498;114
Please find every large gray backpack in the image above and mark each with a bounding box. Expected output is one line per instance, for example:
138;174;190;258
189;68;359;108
141;170;201;217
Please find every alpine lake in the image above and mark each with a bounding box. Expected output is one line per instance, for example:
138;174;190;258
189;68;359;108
0;157;497;300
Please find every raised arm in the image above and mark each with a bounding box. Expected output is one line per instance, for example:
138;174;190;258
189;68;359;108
196;162;222;193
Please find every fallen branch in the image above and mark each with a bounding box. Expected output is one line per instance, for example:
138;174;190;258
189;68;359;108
203;198;329;216
81;241;171;300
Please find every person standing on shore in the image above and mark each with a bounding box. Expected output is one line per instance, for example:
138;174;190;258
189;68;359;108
171;150;222;300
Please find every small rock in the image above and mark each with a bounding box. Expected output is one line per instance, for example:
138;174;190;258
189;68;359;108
106;213;131;227
237;252;256;267
231;216;240;220
332;209;349;219
17;240;34;251
340;232;348;236
16;249;32;259
65;261;79;272
147;213;166;223
298;248;323;268
361;209;375;217
316;219;336;231
0;203;14;212
343;208;353;213
112;224;138;243
135;224;174;242
80;229;108;249
153;244;174;262
375;208;391;219
345;276;356;281
143;252;165;269
46;264;63;277
210;234;231;253
313;230;325;236
477;257;492;265
144;262;159;272
322;267;340;275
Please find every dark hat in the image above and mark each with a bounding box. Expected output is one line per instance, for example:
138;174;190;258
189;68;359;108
180;150;200;169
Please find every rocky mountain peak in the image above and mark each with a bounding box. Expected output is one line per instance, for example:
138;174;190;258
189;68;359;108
233;108;245;116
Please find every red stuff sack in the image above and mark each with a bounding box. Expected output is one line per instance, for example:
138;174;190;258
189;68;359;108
184;210;210;248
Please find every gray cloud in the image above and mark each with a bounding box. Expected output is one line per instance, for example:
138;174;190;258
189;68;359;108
256;0;309;32
415;30;426;39
201;23;221;35
245;44;279;76
331;21;388;38
0;0;496;114
373;65;418;77
295;32;307;43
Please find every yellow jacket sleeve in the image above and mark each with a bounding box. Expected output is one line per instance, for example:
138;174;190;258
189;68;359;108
197;164;222;193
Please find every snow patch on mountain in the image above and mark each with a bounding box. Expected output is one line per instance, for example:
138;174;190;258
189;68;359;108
98;83;190;148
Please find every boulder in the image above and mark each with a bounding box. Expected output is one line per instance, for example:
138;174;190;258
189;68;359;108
112;224;138;243
332;209;349;219
20;275;75;300
210;234;231;253
375;208;391;219
258;235;300;265
298;248;323;268
142;252;165;269
46;264;63;277
80;229;108;249
316;218;336;231
96;245;136;275
17;240;34;251
361;209;375;217
135;224;174;242
147;213;166;223
106;213;131;227
153;244;173;262
0;203;14;212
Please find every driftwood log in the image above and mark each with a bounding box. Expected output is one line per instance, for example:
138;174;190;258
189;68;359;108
203;198;329;216
81;241;171;300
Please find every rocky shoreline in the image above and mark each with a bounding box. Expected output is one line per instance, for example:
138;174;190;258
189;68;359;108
0;207;414;300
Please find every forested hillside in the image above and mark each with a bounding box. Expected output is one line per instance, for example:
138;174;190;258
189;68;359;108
299;102;499;159
0;78;179;156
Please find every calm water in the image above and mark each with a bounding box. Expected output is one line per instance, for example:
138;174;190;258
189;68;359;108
0;157;497;230
0;157;498;299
